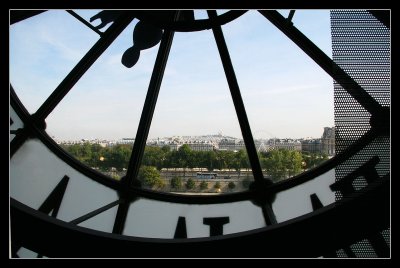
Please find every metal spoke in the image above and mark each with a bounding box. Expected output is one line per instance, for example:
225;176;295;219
207;10;277;225
70;200;122;225
10;10;47;24
124;11;180;187
10;85;31;157
112;11;180;235
33;11;134;123
207;10;263;184
66;10;103;36
287;10;296;22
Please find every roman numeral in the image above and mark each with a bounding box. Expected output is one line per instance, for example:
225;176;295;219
203;217;230;236
330;156;389;257
309;193;339;258
13;175;70;258
173;216;231;238
330;156;380;197
310;193;323;210
174;216;187;238
38;175;70;217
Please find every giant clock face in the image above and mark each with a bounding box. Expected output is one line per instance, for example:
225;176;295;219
10;10;390;258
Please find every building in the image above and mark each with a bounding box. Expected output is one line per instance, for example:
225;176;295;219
267;138;302;151
321;127;335;156
218;138;245;151
116;138;135;145
186;141;216;151
301;138;322;154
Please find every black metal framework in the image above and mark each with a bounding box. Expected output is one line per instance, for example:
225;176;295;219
287;10;296;22
132;10;248;32
33;11;134;123
10;174;389;257
207;10;276;225
66;10;103;36
69;199;122;225
10;9;390;258
9;85;383;203
112;11;180;234
10;11;133;157
10;10;47;25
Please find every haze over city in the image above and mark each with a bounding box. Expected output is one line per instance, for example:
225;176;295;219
10;10;334;141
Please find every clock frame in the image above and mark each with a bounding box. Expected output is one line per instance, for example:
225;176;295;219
10;9;390;258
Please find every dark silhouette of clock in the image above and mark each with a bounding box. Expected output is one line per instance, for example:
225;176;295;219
10;10;390;258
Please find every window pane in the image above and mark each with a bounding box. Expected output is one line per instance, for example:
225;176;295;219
136;28;254;194
44;17;159;179
222;11;334;182
10;10;99;113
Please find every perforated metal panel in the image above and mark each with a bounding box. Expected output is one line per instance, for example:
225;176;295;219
331;9;390;258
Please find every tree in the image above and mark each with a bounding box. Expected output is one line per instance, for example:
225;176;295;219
214;151;223;170
239;149;250;171
199;181;208;190
178;144;192;177
262;149;304;181
104;144;131;171
232;151;241;176
224;151;236;171
161;145;171;154
233;149;248;177
214;181;221;189
264;149;285;182
202;151;216;171
166;150;179;171
186;178;196;190
286;151;303;177
170;176;183;189
142;146;169;170
167;144;193;176
302;152;329;170
63;143;311;188
87;143;104;168
137;166;164;188
228;181;236;189
64;142;92;163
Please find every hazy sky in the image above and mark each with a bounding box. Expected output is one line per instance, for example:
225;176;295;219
10;10;334;141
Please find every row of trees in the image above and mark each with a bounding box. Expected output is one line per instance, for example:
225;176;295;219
61;143;329;182
61;143;131;171
169;177;236;190
138;170;238;191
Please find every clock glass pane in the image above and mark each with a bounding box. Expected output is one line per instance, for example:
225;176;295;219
9;9;390;259
222;10;335;182
137;28;255;194
10;10;336;192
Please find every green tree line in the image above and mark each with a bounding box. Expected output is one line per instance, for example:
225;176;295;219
61;143;328;182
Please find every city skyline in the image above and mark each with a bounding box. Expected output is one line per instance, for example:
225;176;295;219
55;126;334;143
10;10;334;140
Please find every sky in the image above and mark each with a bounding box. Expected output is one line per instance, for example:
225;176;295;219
10;10;334;141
